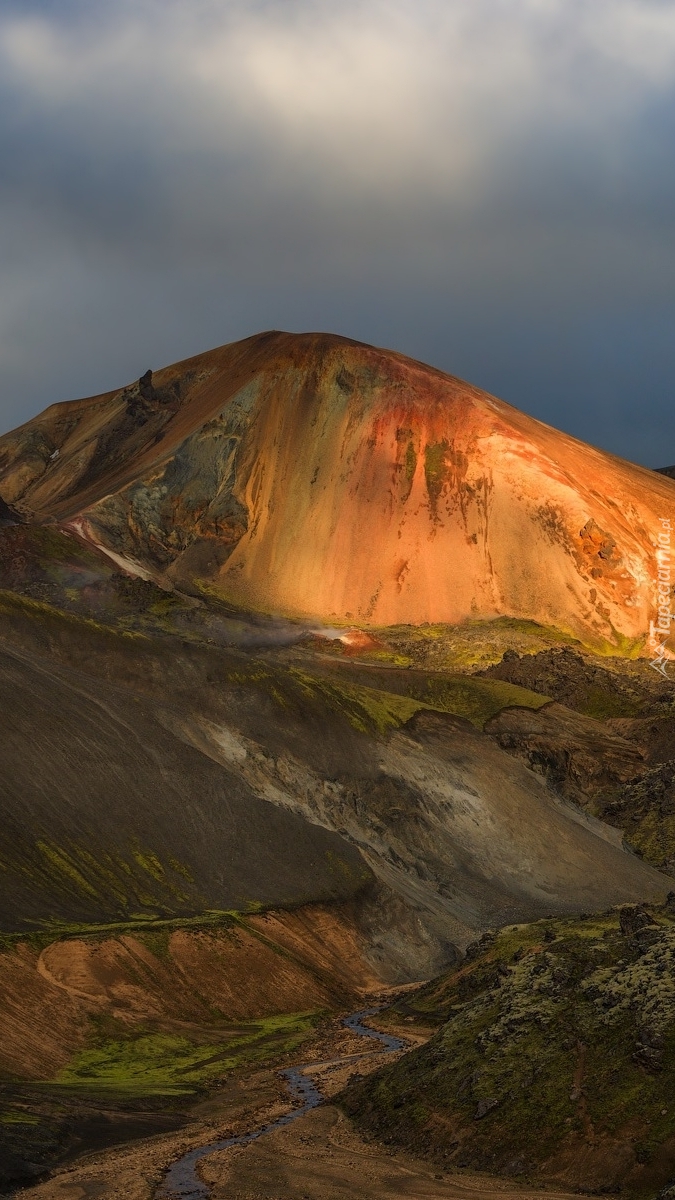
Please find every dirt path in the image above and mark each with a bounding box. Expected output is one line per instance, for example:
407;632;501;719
201;1104;581;1200
35;948;106;1008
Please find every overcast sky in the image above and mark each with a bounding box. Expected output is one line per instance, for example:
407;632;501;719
0;0;674;465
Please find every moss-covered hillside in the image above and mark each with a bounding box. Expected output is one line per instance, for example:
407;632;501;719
342;903;675;1197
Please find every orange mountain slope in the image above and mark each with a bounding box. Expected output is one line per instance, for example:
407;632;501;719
1;330;673;646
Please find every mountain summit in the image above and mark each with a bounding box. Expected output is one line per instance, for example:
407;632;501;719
1;330;671;645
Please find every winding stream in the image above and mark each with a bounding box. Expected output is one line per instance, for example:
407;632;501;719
159;1008;407;1200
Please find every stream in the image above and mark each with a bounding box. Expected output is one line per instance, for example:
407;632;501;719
159;1008;407;1200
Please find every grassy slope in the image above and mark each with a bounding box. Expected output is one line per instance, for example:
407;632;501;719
342;904;675;1197
0;1003;325;1189
53;1010;322;1097
286;665;549;734
0;588;551;732
375;618;595;671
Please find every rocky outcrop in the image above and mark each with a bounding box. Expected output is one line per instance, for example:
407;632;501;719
342;904;675;1197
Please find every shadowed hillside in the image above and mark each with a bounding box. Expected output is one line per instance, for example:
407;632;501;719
0;603;668;952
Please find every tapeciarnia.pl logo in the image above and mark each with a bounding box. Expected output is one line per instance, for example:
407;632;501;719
649;517;673;678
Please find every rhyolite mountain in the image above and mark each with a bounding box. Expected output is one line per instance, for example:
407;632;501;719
1;330;674;647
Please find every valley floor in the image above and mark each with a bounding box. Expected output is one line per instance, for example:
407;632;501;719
15;1014;577;1200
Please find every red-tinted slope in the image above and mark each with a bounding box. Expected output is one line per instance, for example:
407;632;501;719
1;331;673;646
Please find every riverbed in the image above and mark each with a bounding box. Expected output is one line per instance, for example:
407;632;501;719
159;1008;406;1200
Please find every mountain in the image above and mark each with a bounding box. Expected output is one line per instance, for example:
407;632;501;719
2;331;675;1192
1;330;673;648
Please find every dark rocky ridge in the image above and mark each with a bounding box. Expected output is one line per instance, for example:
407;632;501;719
477;647;675;876
341;903;675;1197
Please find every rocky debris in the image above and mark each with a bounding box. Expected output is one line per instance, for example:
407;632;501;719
619;904;658;937
120;368;184;425
633;1028;665;1071
138;368;154;401
464;932;497;961
617;905;662;956
478;648;668;717
0;494;21;525
474;1097;499;1119
122;368;188;419
579;517;620;567
111;572;175;612
123;370;157;423
599;762;675;874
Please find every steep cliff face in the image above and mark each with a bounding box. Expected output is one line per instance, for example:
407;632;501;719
2;330;673;646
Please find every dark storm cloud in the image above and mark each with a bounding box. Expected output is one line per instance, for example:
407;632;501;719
0;0;674;464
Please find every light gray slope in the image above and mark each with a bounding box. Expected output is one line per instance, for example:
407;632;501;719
186;705;670;943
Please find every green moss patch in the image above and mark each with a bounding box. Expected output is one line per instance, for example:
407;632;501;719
0;835;199;932
411;675;549;728
374;617;646;673
291;667;548;734
374;618;582;672
0;1110;40;1126
423;441;450;514
288;669;426;735
0;587;145;640
577;685;643;720
53;1011;322;1097
0;908;251;955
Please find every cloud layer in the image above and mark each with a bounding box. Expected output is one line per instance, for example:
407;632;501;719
0;0;674;464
